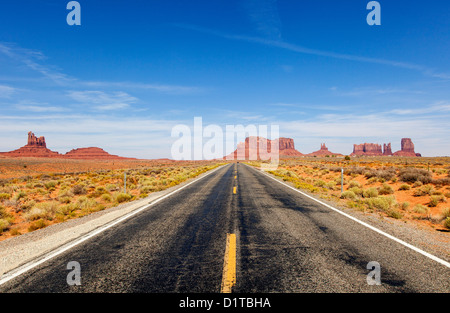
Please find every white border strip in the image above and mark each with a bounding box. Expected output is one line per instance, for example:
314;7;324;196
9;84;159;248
250;165;450;269
0;164;228;286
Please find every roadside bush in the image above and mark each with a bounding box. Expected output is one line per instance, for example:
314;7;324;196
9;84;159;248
444;217;450;229
115;193;132;203
378;183;394;195
0;218;10;233
341;191;357;200
28;219;47;232
365;196;396;212
348;180;361;188
363;187;379;198
399;168;432;184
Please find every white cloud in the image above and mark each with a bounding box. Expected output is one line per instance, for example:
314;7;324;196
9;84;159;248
68;90;138;110
0;85;16;98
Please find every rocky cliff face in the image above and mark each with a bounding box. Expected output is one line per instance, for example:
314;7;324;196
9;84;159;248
224;136;303;160
393;138;421;157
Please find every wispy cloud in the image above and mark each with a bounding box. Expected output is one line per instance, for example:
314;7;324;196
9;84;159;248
68;90;139;111
0;85;16;98
241;0;282;40
175;24;450;80
82;81;204;94
0;42;74;85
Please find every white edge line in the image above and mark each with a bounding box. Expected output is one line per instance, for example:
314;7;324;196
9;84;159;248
0;164;229;286
248;164;450;269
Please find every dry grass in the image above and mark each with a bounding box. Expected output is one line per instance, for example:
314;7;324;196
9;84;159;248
250;156;450;231
0;158;225;240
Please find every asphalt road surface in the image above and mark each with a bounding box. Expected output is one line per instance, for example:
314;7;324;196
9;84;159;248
1;163;449;293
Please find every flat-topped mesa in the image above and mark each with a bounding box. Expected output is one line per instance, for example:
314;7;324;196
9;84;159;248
64;147;135;160
393;138;421;157
224;136;303;160
351;143;383;156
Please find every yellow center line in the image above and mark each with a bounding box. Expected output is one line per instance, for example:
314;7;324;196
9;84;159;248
233;186;237;194
221;233;236;293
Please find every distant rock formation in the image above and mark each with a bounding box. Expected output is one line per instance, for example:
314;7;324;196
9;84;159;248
351;143;384;156
64;147;134;159
383;143;393;156
351;138;421;157
0;132;61;158
393;138;421;157
306;143;342;157
0;131;135;159
224;136;303;160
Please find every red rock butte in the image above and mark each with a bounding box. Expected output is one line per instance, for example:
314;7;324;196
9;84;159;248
351;138;421;157
224;137;303;160
0;132;135;160
306;143;342;157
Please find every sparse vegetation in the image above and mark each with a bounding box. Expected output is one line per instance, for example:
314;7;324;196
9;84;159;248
0;158;224;240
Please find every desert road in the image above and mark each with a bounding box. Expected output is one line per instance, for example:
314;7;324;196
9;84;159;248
0;163;449;293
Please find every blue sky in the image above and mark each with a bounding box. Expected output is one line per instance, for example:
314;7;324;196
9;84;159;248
0;0;449;158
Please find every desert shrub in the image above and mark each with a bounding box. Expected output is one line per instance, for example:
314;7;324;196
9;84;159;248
0;193;11;200
399;168;432;184
59;196;71;204
115;193;132;203
0;205;12;219
363;187;379;198
14;191;27;201
387;209;403;219
413;204;430;214
441;208;450;219
24;207;48;221
24;201;59;221
44;180;58;190
429;195;446;207
348;187;363;197
28;219;47;232
348;180;361;188
101;193;112;202
365;196;396;212
0;218;10;233
413;185;435;197
432;177;450;186
401;202;410;210
398;184;411;191
106;184;119;192
341;191;357;200
444;217;450;229
314;180;326;188
365;168;396;181
71;184;86;195
378;183;394;195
